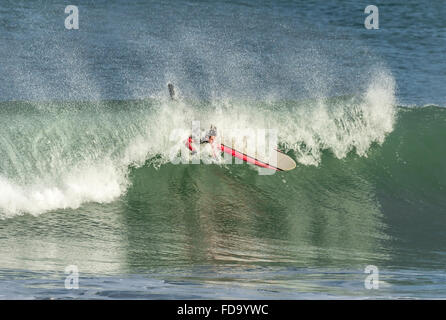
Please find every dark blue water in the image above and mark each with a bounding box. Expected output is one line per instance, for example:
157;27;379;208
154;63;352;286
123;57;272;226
0;0;445;299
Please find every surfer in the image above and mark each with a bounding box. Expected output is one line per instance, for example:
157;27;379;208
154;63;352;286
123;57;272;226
200;125;217;144
187;125;217;156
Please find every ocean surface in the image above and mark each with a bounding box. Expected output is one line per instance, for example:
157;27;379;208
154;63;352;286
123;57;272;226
0;0;445;299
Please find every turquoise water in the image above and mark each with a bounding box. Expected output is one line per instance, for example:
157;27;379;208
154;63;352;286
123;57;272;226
0;0;445;299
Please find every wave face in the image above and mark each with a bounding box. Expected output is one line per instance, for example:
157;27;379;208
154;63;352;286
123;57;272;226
1;69;443;218
1;68;445;222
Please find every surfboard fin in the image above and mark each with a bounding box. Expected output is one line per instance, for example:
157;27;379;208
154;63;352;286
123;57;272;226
168;83;176;100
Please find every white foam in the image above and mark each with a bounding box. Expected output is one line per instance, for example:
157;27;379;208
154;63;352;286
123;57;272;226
280;70;396;165
0;161;127;218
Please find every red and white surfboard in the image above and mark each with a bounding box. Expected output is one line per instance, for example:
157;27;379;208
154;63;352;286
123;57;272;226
186;137;296;171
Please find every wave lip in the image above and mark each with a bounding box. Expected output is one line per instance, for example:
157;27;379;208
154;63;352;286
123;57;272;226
277;70;396;166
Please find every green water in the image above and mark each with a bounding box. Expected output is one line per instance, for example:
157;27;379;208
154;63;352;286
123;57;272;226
1;99;445;298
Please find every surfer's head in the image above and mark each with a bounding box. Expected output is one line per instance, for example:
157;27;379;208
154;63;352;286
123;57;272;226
206;125;217;143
